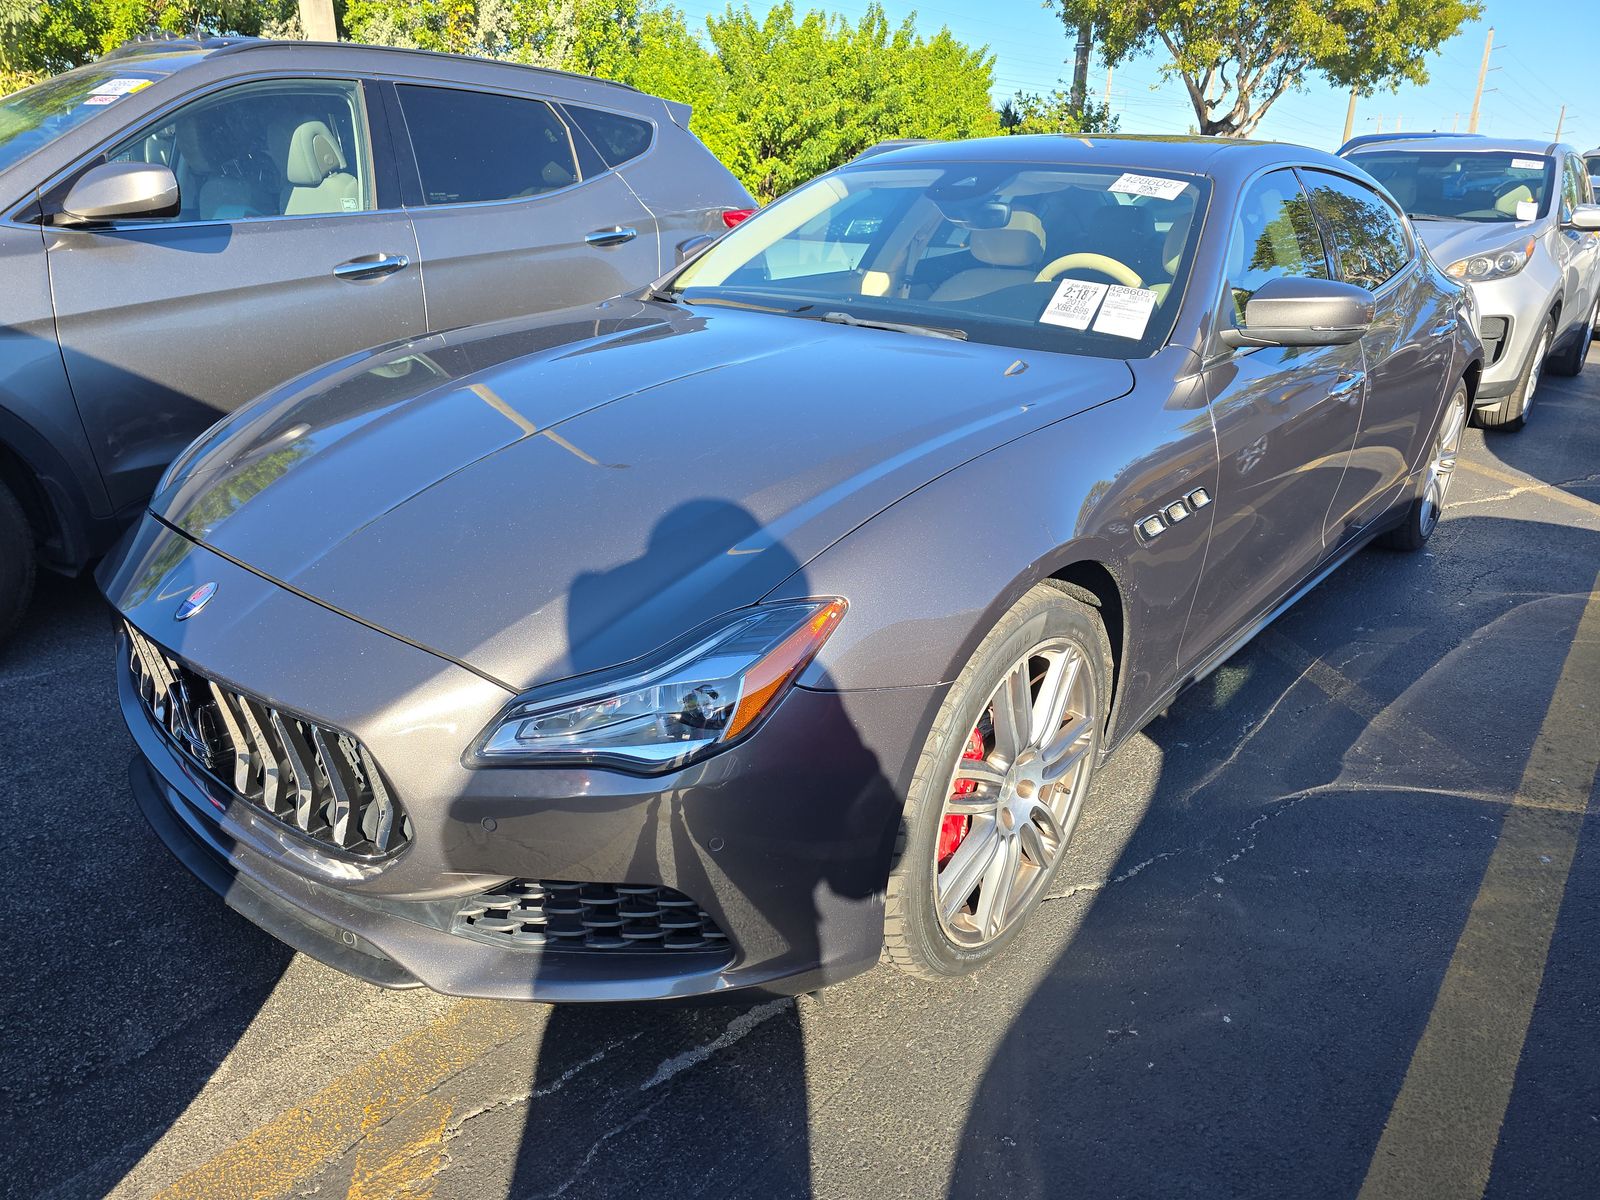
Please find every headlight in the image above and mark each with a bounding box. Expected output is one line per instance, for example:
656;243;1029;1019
469;599;847;773
1446;237;1536;282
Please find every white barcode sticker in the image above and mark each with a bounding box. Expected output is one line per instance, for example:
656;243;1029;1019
1511;158;1544;171
1039;279;1108;329
1091;286;1159;339
1108;172;1188;200
1516;199;1538;221
90;78;153;97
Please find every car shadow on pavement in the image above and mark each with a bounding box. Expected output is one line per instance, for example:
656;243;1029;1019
0;570;289;1200
946;512;1600;1198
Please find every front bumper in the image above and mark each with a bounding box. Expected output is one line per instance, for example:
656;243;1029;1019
1467;269;1556;401
107;520;937;1002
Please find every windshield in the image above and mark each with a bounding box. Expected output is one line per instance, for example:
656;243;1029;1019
0;69;163;175
669;162;1207;359
1587;154;1600;180
1349;149;1552;223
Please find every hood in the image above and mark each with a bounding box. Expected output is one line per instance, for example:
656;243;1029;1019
1413;218;1542;269
151;300;1134;692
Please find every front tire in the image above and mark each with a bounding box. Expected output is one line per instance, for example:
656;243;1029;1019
1477;317;1551;431
1381;383;1468;552
1549;299;1598;376
0;478;36;647
882;581;1111;980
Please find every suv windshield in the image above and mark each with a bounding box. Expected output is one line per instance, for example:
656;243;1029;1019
669;162;1207;359
1349;149;1552;223
0;69;163;174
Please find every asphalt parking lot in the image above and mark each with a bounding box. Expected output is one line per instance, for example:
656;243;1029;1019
3;345;1599;1200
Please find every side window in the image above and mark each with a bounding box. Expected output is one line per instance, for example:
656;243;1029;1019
1224;169;1329;324
1560;155;1586;215
563;105;653;169
1301;170;1412;291
104;79;372;221
396;86;577;204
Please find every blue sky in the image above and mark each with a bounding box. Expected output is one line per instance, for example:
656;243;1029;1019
672;1;1595;154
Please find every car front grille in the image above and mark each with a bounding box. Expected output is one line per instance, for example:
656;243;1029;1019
124;623;411;859
453;880;733;954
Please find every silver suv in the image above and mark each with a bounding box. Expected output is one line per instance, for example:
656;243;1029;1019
1346;135;1600;430
0;37;753;643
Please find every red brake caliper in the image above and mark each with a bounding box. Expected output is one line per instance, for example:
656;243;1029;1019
938;729;986;868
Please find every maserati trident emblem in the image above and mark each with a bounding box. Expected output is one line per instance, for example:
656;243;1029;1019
175;581;218;621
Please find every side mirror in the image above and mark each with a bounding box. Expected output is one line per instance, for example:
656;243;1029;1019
1567;203;1600;232
675;233;717;264
1219;276;1375;349
55;161;179;225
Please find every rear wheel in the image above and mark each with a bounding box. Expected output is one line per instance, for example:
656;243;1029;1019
882;581;1110;980
0;478;36;647
1476;317;1551;432
1381;382;1468;552
1548;299;1598;376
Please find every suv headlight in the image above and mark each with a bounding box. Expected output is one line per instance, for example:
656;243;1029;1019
1446;237;1536;282
469;599;847;773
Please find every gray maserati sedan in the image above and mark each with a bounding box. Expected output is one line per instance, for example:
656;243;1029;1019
103;135;1482;1002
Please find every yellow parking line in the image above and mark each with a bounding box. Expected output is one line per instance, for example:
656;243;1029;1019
151;1001;523;1200
1357;572;1600;1200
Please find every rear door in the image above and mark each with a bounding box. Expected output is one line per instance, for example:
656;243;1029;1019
1180;168;1364;670
1558;152;1600;332
44;77;424;511
388;83;659;331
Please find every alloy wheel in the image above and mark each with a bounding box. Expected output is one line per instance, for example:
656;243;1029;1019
1524;330;1550;415
1420;391;1468;535
933;639;1096;947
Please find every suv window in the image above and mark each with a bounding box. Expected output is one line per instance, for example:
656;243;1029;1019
105;79;371;222
1224;169;1329;324
1301;170;1411;291
1561;154;1589;214
563;105;653;169
396;86;578;205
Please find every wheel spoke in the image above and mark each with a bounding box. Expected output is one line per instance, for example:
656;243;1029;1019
1040;714;1094;781
938;824;999;921
1029;799;1066;862
992;662;1033;761
945;789;998;817
952;757;1006;790
973;834;1021;937
1029;651;1079;746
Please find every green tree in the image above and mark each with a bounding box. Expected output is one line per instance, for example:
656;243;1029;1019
1051;0;1482;137
999;88;1118;136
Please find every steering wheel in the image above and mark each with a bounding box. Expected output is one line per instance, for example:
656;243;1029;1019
1034;253;1143;288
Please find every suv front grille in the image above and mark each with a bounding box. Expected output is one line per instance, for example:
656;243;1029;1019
454;881;732;953
125;623;411;858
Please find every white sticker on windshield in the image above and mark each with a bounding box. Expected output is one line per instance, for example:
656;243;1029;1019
1511;158;1544;171
90;77;152;96
1109;172;1188;200
1516;199;1538;221
1039;279;1108;329
1091;286;1159;339
82;94;118;106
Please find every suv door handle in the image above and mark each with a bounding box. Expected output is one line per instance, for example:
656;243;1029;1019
586;226;638;247
1329;370;1366;402
1427;317;1458;337
333;253;409;281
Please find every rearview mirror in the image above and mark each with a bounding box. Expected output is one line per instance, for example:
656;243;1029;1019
1567;203;1600;232
1219;276;1375;349
56;161;179;225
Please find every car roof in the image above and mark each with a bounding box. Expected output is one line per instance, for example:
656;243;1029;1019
851;133;1353;182
1344;134;1569;157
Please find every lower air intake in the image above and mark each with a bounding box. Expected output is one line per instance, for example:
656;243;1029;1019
454;881;732;953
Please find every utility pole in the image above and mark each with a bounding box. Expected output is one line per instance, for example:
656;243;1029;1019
1375;115;1384;134
1554;103;1566;140
1452;112;1460;132
1070;20;1092;116
1468;26;1494;133
1396;114;1403;132
1343;87;1358;146
1105;64;1114;110
298;0;336;41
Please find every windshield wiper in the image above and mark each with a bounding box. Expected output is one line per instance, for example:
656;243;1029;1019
813;311;968;341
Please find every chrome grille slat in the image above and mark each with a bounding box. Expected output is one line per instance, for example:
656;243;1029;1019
123;623;409;859
452;880;733;955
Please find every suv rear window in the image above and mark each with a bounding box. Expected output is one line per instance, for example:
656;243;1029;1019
563;105;653;168
396;85;578;205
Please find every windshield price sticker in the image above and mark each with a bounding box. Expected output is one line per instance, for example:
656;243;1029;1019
1510;158;1544;171
1091;286;1159;339
1039;279;1108;329
82;94;119;106
89;78;152;97
1108;172;1188;201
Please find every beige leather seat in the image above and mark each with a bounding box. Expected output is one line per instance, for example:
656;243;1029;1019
285;120;360;215
175;120;253;220
932;212;1047;302
1495;184;1534;218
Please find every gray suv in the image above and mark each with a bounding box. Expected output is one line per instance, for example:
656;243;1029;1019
0;36;753;642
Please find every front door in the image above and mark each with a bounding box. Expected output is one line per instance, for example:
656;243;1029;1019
1180;169;1364;670
45;77;425;511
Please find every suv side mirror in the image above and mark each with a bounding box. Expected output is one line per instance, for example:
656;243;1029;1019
675;233;717;264
1219;276;1375;349
1567;203;1600;232
55;162;179;225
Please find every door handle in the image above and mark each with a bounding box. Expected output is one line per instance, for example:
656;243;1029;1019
586;226;638;247
1329;370;1366;402
1427;318;1458;337
333;253;409;281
